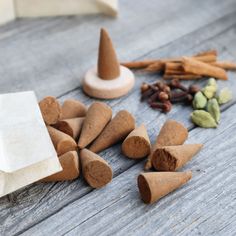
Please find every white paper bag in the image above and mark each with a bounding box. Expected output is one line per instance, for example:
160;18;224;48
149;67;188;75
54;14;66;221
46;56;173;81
14;0;118;17
0;0;15;25
0;91;62;197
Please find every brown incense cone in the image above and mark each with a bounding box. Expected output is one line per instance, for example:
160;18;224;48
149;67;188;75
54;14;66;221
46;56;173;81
80;148;113;188
89;110;135;153
183;57;228;80
152;144;203;171
78;102;112;149
41;151;79;182
39;96;61;125
138;171;192;204
61;99;87;119
47;126;77;156
53;117;84;140
145;120;188;170
122;124;151;159
97;28;120;80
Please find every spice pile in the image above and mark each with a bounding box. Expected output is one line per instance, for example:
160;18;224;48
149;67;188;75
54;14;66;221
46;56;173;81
140;79;200;113
124;49;235;128
122;49;236;80
191;78;232;128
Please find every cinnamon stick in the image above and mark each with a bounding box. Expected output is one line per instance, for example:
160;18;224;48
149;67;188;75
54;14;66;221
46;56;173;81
122;50;217;71
182;57;228;80
163;74;203;80
121;60;157;69
210;61;236;70
143;61;165;72
194;49;217;57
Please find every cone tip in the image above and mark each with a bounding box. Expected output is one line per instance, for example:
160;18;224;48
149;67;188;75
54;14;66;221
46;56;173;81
98;27;120;80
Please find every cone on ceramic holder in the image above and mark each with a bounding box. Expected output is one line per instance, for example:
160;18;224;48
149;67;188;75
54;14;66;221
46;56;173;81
41;151;79;182
78;102;112;149
122;124;151;159
80;149;113;188
39;96;61;125
83;28;135;99
47;126;77;156
152;144;203;171
61;99;87;119
89;110;135;153
145;120;188;170
138;171;192;204
53;117;84;140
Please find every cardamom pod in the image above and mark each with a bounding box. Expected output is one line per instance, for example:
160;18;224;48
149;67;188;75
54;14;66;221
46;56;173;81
207;78;217;88
202;85;217;99
217;88;233;105
206;98;220;123
192;91;207;109
191;110;217;128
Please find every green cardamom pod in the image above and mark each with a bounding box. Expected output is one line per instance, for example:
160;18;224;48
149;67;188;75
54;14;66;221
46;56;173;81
207;78;217;88
202;85;217;99
191;110;217;128
192;91;207;109
217;88;233;105
206;98;220;123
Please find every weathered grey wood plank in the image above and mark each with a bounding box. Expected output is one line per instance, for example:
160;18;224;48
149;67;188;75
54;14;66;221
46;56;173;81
0;0;236;99
1;14;236;236
21;104;236;236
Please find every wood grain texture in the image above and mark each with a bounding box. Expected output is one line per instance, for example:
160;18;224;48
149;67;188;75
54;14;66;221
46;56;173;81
22;104;236;236
0;0;236;235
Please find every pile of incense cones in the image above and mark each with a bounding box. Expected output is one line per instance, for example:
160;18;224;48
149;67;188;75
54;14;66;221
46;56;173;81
39;96;203;204
39;96;135;188
139;120;203;204
122;49;236;81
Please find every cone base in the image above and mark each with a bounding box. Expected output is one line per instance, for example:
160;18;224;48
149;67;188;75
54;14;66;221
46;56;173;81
83;160;113;188
83;65;135;99
137;174;151;203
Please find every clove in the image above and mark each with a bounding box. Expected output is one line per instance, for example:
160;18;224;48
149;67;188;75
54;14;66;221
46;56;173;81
170;91;193;103
188;84;201;95
150;101;172;113
168;79;188;92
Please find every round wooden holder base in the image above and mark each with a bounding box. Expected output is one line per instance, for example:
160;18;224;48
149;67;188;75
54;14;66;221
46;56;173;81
83;66;135;99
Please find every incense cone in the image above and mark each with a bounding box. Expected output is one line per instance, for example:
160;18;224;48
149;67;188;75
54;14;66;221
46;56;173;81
39;96;61;125
145;120;188;170
61;99;87;119
83;28;135;99
90;110;135;153
80;149;113;188
138;171;192;204
98;28;120;80
152;144;203;171
53;117;84;140
41;151;79;182
47;126;77;156
78;102;112;149
122;124;151;159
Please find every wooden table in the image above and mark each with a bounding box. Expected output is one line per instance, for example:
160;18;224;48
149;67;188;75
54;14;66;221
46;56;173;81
0;0;236;235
